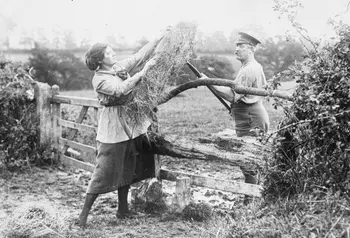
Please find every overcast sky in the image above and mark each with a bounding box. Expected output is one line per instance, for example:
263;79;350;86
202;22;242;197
1;0;350;43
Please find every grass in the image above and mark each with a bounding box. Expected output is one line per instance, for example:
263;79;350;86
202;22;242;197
57;81;350;237
60;81;294;138
3;79;349;237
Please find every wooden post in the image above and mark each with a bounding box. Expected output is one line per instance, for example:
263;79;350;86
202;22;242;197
154;155;161;179
34;82;52;145
52;85;61;161
93;107;99;127
171;176;191;212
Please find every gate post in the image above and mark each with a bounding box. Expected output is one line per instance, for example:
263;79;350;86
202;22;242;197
34;82;52;145
52;85;61;161
171;176;191;212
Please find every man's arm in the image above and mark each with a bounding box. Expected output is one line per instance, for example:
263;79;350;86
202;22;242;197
200;74;234;102
209;85;234;102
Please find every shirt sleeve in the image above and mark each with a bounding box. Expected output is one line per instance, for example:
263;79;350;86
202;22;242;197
92;73;142;97
238;66;267;104
118;37;161;72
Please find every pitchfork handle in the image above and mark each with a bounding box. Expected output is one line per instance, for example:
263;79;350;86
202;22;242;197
186;61;231;113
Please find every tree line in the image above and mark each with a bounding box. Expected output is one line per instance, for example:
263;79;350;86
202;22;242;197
22;34;305;91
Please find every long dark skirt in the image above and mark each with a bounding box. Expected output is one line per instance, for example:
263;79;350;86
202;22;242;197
86;134;155;194
231;100;269;137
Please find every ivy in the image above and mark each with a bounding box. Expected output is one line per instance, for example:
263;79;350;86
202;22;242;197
0;54;53;171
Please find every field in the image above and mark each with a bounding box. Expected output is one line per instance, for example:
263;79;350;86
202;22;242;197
61;81;296;136
0;83;295;237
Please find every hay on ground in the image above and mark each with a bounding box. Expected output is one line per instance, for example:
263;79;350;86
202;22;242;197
1;202;67;238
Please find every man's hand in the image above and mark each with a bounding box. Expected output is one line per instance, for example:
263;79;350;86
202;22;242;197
199;73;209;79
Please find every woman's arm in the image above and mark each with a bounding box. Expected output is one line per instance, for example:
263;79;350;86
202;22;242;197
118;34;165;72
93;59;157;97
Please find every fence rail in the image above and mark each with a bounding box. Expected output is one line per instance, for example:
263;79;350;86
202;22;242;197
51;94;102;108
35;82;262;197
59;119;97;133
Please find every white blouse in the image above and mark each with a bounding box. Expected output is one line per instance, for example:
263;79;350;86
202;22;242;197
92;40;159;143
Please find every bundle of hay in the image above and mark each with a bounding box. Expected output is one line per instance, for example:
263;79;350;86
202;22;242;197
1;202;67;238
125;21;197;124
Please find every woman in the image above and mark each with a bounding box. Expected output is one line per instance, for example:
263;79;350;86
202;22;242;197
78;34;163;227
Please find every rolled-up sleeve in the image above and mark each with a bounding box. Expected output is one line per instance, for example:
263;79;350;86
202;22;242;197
118;36;161;72
92;75;132;97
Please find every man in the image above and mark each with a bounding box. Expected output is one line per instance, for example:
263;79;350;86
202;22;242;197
204;32;269;137
202;32;270;187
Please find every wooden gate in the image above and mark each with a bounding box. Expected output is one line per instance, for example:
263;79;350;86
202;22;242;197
35;82;261;197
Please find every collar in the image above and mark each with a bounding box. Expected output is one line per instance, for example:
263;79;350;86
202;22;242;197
241;55;255;67
95;70;117;76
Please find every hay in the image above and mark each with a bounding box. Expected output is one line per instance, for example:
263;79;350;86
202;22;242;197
1;202;67;238
125;21;197;124
182;201;213;222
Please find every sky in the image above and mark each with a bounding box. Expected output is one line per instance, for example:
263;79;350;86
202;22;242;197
1;0;350;45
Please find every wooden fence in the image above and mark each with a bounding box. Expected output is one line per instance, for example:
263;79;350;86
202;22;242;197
35;82;262;197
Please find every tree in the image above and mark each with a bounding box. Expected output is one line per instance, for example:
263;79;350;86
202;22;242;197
63;30;78;49
255;36;305;79
195;31;235;53
0;15;16;49
205;31;232;52
135;37;149;52
105;34;119;48
29;45;93;90
263;0;350;199
18;35;34;49
52;27;65;49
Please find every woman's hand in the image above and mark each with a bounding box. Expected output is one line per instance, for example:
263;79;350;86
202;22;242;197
140;57;159;77
144;57;158;70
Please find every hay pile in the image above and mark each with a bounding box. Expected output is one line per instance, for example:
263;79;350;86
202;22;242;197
1;202;67;238
125;21;197;124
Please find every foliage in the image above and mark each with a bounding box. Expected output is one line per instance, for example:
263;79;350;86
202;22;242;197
273;0;320;52
0;53;28;88
28;44;93;90
195;30;234;53
255;35;305;79
0;56;53;170
263;22;350;199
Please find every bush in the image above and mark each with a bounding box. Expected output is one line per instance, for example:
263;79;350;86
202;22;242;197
263;23;350;199
29;45;93;90
255;36;305;80
0;56;53;170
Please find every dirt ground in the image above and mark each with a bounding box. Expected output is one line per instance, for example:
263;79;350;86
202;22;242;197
0;156;245;238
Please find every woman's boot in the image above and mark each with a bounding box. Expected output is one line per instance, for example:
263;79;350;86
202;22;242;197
78;193;98;227
117;185;130;219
